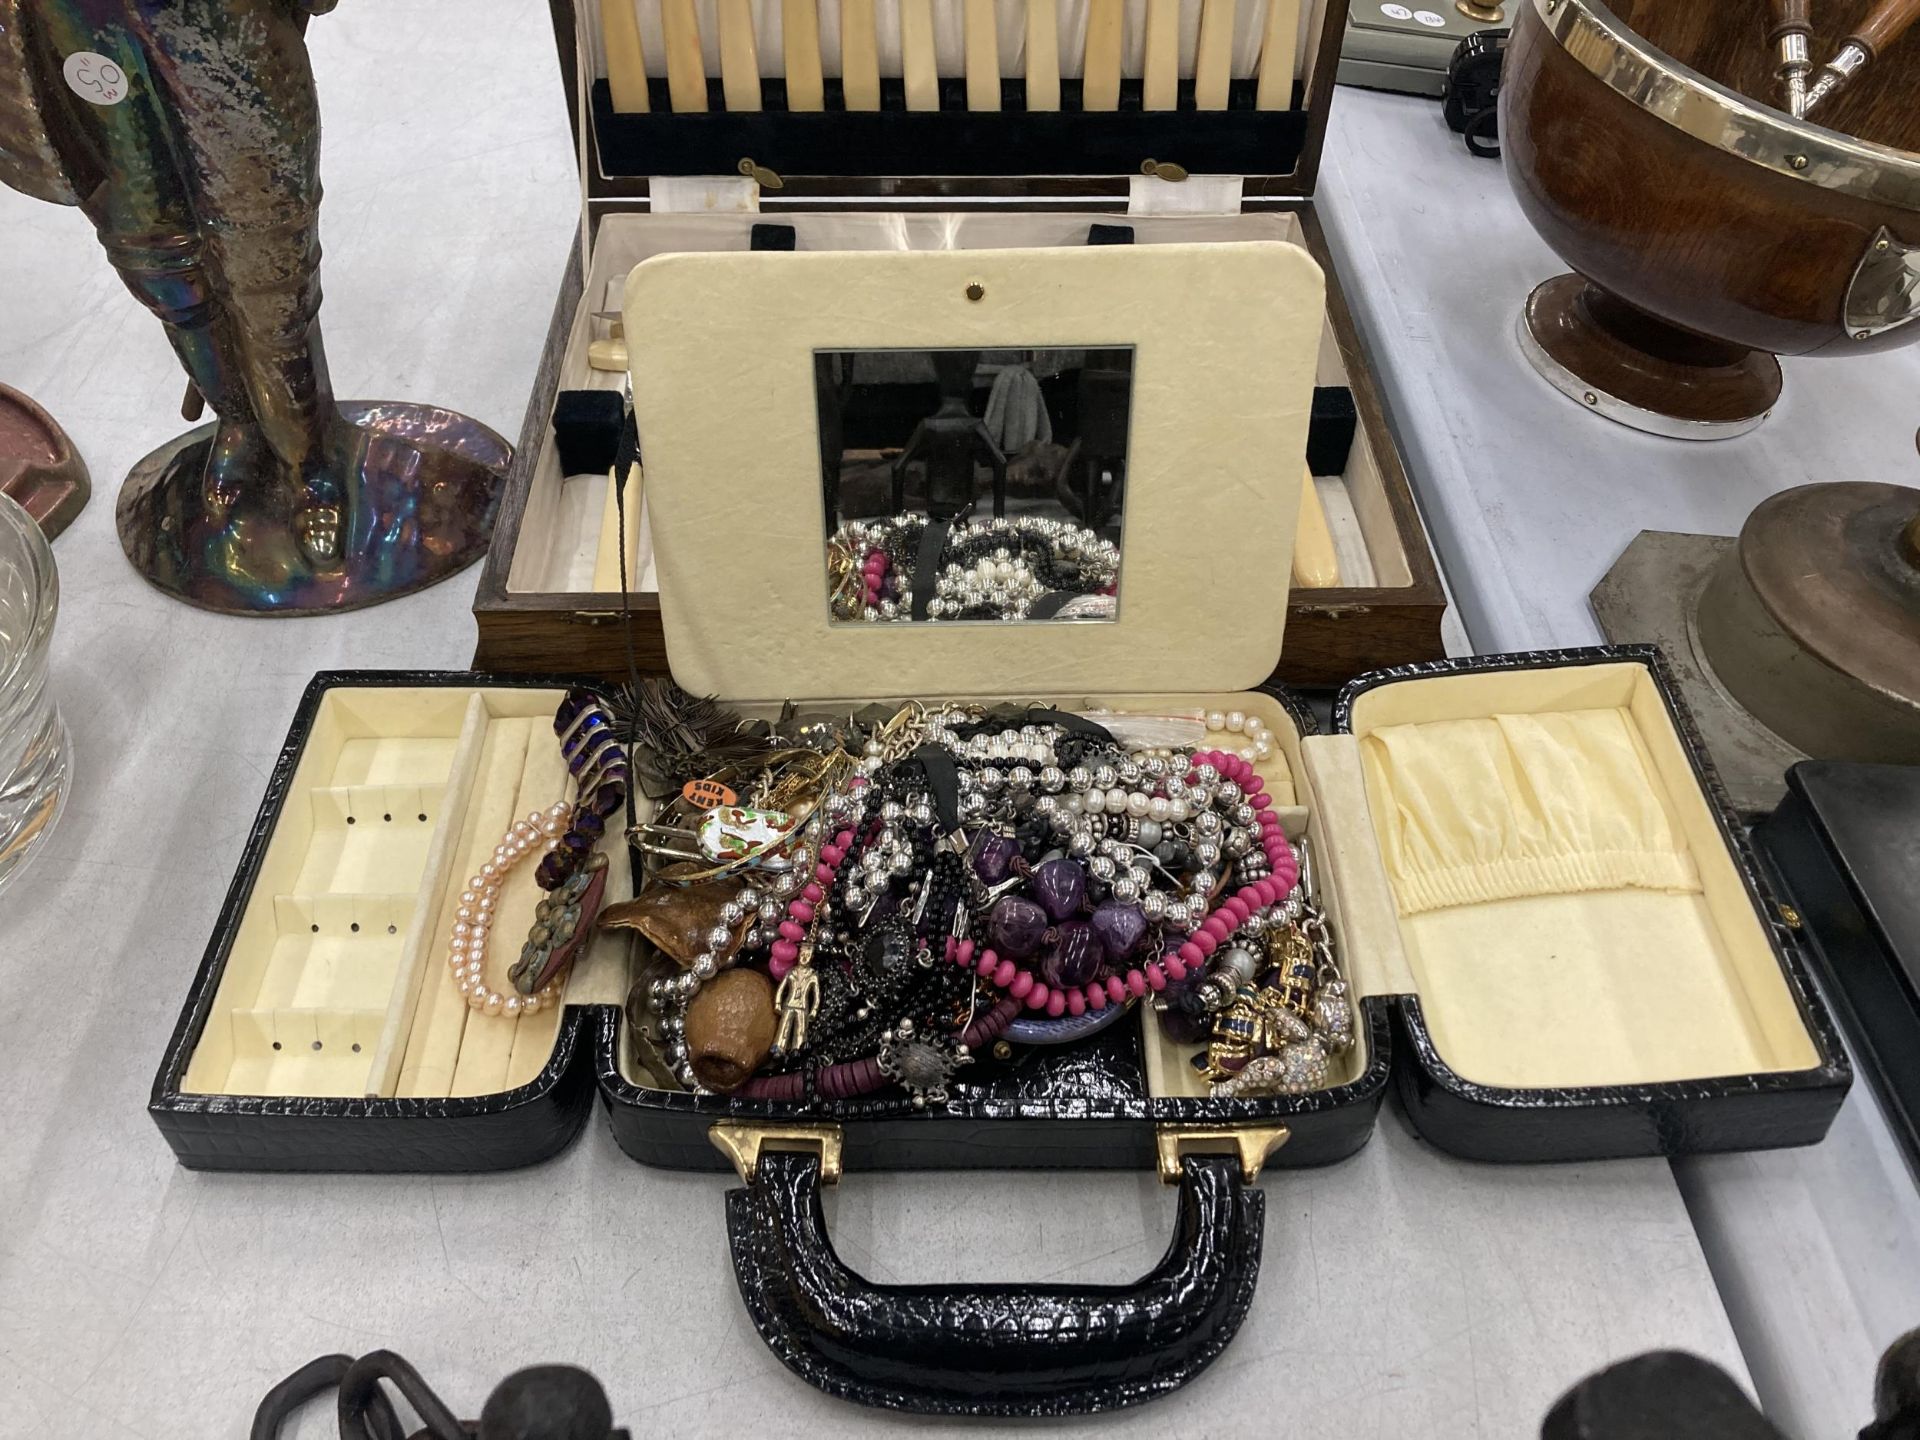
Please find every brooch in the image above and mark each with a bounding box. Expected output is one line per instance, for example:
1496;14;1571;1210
876;1018;971;1110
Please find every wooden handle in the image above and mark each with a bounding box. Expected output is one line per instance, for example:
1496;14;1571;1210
1768;0;1811;40
1848;0;1920;56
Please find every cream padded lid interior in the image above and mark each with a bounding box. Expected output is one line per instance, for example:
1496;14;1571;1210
625;241;1321;703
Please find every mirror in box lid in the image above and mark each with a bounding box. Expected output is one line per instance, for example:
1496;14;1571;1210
820;345;1133;625
626;241;1322;702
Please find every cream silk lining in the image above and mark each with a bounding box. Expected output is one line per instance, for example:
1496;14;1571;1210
1361;709;1702;917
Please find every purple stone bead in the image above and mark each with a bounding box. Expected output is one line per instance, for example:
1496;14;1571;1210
535;852;570;890
1090;901;1148;961
1157;977;1214;1045
1031;858;1086;921
589;784;626;819
987;896;1048;958
1042;921;1102;989
574;811;605;840
972;832;1019;887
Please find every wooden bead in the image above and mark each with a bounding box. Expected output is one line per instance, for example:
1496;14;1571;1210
684;969;778;1092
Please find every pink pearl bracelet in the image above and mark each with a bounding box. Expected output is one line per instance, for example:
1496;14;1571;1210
446;806;567;1019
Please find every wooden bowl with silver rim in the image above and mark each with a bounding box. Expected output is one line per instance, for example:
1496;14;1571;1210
1500;0;1920;438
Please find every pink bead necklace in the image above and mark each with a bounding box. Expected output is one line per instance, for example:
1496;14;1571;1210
943;749;1298;1017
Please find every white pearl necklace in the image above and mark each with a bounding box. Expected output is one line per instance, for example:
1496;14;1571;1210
1205;708;1275;764
446;803;568;1019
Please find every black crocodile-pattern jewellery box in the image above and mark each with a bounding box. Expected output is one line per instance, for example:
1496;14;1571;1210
153;242;1847;1421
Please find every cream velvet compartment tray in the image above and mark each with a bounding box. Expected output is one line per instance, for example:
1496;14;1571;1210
150;677;633;1172
1329;647;1851;1162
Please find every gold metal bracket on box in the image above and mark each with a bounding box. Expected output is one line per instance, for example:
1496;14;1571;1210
710;1121;845;1184
737;157;785;189
1154;1124;1291;1184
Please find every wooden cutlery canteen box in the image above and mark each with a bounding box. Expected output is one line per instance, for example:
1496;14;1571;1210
470;0;1450;688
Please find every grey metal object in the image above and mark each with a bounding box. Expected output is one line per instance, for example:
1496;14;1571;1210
1530;0;1920;209
1336;54;1451;96
1846;226;1920;340
1694;483;1920;765
1339;0;1501;98
1590;530;1805;815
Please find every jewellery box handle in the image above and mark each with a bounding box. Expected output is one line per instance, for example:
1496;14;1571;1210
724;1147;1264;1415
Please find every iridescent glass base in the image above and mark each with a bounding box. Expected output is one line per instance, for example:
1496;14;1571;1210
116;400;509;616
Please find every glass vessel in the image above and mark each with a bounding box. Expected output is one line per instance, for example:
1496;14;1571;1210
0;491;68;898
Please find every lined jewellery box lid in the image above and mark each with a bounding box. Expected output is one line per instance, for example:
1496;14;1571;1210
552;0;1345;216
625;240;1322;703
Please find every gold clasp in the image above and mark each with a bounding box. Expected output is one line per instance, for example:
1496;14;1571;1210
1140;158;1190;183
1154;1124;1290;1185
709;1122;844;1184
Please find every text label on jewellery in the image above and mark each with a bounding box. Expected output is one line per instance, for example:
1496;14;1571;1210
63;52;128;105
683;778;739;810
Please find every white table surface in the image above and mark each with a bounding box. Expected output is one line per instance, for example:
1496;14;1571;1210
0;8;1857;1434
1318;85;1920;1440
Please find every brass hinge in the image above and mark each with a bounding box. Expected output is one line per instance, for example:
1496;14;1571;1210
709;1122;844;1184
1140;158;1190;183
1154;1124;1290;1185
1299;603;1375;618
737;157;785;190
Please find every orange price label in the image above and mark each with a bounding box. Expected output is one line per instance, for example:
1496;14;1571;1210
682;778;738;810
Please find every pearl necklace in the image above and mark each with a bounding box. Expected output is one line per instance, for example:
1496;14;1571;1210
831;514;1120;623
447;804;568;1019
1205;708;1276;765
